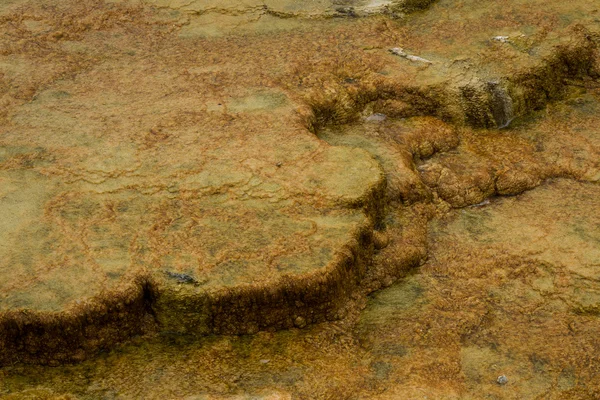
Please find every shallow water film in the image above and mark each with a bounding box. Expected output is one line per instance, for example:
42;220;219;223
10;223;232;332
0;0;599;398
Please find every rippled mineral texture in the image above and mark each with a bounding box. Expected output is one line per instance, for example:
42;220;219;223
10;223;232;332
0;0;599;398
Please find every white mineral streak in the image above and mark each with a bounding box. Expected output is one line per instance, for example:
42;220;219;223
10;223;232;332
365;113;387;122
389;47;433;64
360;0;394;14
496;87;514;129
406;54;433;63
492;35;510;43
488;81;515;128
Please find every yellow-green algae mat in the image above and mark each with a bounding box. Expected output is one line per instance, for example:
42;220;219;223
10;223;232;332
0;0;393;365
0;59;384;362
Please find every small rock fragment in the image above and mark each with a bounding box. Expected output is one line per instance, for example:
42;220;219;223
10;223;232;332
294;316;306;328
164;271;198;285
497;375;508;385
389;47;408;57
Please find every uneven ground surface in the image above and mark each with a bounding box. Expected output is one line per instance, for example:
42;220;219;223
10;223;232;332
0;0;599;398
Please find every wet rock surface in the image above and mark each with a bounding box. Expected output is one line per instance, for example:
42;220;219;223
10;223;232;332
0;0;599;397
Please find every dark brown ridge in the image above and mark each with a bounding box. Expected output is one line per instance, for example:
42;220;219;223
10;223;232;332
0;277;154;366
0;222;379;366
304;26;598;131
